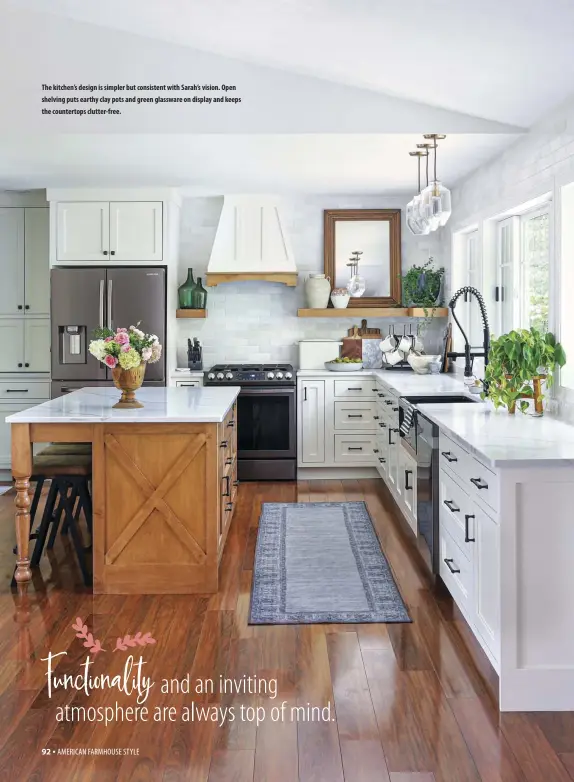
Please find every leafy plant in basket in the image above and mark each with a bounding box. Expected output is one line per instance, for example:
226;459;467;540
401;258;444;326
482;328;566;414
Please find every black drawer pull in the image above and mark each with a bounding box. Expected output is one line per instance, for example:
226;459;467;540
347;414;363;418
5;389;28;393
373;415;379;420
470;477;488;490
444;558;460;574
405;469;412;491
373;449;379;453
378;457;386;463
371;388;378;392
392;406;399;412
385;400;393;405
441;451;457;463
378;393;385;398
347;387;363;391
227;420;235;427
220;440;228;448
348;446;363;451
464;514;476;543
222;475;230;497
225;457;233;465
226;502;233;512
443;499;460;513
378;422;387;428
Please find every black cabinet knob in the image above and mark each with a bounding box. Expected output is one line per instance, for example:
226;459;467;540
25;305;30;310
24;363;29;368
103;250;108;255
18;363;22;367
110;250;116;256
17;305;22;310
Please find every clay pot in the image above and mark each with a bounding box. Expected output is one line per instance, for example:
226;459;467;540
111;363;146;409
305;274;331;308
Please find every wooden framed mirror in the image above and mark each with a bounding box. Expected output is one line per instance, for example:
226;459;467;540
324;208;402;308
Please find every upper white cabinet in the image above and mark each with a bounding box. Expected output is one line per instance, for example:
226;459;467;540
24;208;50;315
55;201;163;262
0;207;49;317
56;202;109;262
299;380;325;464
110;202;163;261
0;208;24;316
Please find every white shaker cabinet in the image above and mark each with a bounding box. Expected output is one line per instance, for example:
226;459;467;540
24;207;50;315
55;201;163;262
0;319;50;373
400;447;418;534
0;321;25;372
56;202;109;262
0;208;25;316
299;380;325;464
473;504;500;657
110;202;163;262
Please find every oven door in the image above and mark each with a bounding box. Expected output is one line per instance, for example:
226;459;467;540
237;387;296;460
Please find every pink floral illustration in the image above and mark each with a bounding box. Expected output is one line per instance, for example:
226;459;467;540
104;354;118;368
72;617;105;655
114;632;156;652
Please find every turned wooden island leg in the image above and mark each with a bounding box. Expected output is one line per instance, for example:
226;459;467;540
11;424;33;590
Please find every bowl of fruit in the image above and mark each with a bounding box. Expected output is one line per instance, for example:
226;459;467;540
324;357;364;372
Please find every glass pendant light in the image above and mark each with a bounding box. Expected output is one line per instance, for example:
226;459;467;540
406;150;430;236
420;133;452;229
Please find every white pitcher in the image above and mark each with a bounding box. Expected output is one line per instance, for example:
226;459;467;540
305;274;331;308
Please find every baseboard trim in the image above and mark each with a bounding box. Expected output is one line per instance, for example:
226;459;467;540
297;467;379;480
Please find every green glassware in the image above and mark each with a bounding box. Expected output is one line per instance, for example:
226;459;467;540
192;277;208;310
178;268;197;309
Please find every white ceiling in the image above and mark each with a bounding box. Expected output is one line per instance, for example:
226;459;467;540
0;134;519;194
14;0;574;126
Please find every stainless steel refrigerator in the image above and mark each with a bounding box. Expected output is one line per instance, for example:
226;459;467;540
51;267;166;398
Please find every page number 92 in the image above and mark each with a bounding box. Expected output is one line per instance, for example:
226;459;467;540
41;748;52;755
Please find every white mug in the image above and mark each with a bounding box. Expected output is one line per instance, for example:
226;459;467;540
380;334;397;353
398;335;414;353
413;334;424;352
386;349;403;366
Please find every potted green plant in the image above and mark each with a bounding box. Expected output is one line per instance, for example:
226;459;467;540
482;328;566;414
401;258;445;324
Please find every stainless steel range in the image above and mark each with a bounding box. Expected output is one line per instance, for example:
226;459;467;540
204;364;296;481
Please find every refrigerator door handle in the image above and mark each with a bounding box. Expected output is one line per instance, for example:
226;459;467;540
99;279;105;329
107;279;113;330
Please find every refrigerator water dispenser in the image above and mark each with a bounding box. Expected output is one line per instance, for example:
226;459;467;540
60;325;86;364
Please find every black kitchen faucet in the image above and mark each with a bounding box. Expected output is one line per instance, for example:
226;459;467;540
447;286;491;381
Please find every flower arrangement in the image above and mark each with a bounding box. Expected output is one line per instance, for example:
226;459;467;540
89;324;162;370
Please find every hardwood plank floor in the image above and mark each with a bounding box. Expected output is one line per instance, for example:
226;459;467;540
0;479;571;781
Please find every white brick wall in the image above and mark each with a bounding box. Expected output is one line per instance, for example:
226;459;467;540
176;195;448;368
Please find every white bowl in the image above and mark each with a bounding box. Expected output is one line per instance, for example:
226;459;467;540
407;354;439;374
330;294;350;309
324;361;363;372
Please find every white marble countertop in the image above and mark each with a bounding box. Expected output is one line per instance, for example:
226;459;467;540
5;386;240;424
418;402;574;467
297;368;473;397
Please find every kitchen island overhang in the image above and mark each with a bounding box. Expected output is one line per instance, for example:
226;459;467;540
6;386;240;595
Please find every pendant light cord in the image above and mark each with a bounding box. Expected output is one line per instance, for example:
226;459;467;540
433;138;438;182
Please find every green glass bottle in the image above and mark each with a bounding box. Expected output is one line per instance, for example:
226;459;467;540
192;277;208;310
178;268;196;309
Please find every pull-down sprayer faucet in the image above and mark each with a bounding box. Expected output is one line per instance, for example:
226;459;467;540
447;286;490;380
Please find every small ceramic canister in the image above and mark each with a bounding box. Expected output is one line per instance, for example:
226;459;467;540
330;288;350;309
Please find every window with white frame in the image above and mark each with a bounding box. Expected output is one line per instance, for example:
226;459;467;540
495;204;550;336
560;182;574;392
457;229;483;348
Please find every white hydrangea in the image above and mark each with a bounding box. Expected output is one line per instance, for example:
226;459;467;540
88;339;107;361
129;325;145;339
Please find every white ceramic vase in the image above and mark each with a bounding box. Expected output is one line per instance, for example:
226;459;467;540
305;274;331;308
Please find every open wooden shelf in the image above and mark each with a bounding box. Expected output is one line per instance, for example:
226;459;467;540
176;309;207;319
297;307;449;318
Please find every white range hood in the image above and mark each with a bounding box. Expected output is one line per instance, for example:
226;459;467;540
206;196;297;287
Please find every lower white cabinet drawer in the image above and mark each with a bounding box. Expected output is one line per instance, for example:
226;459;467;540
0;381;50;400
439;526;473;617
439;469;475;560
174;380;201;387
334;401;377;430
334;379;375;399
334;434;376;463
439;431;470;475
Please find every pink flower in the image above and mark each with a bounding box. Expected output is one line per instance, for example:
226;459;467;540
142;347;152;361
104;336;114;342
121;344;131;353
104;354;118;369
115;331;130;345
116;328;128;333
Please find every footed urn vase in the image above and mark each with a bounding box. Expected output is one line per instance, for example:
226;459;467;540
111;363;146;409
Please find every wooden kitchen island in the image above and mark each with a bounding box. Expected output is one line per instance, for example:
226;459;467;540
7;386;239;594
